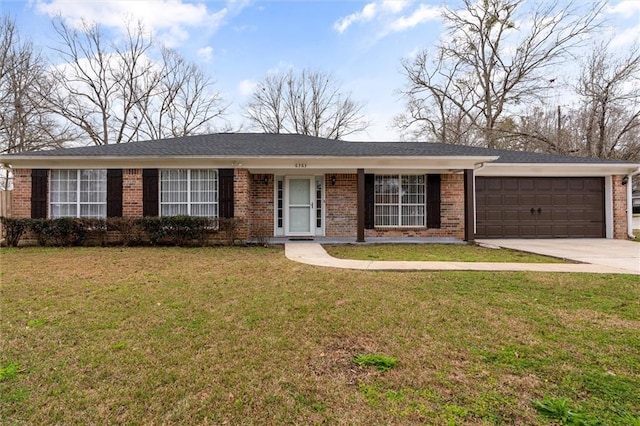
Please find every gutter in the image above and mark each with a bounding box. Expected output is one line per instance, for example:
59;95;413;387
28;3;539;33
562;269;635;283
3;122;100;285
627;167;640;239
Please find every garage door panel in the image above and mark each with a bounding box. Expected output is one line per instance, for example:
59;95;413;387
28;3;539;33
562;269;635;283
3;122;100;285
502;195;520;205
503;210;520;220
520;194;535;205
519;179;536;190
536;194;553;205
535;179;552;191
476;177;604;238
552;209;569;221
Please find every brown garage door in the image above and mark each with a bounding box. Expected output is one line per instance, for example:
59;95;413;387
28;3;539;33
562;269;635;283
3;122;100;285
475;177;605;238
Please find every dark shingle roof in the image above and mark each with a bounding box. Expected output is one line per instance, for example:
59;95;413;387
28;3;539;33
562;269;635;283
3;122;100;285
4;133;633;164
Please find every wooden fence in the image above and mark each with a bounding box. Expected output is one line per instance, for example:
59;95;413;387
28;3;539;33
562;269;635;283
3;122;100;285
0;190;12;237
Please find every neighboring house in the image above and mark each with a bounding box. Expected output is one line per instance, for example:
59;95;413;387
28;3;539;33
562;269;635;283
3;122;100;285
1;133;638;241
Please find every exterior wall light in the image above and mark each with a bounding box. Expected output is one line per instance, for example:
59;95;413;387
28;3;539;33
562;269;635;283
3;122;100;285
331;175;337;186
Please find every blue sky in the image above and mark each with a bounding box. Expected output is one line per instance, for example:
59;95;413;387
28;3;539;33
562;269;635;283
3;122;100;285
1;0;639;141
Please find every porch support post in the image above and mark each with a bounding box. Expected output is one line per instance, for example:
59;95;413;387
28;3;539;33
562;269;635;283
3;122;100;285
464;169;475;242
357;168;365;242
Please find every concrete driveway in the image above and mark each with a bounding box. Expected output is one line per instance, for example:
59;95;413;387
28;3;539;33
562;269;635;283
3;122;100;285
477;239;640;274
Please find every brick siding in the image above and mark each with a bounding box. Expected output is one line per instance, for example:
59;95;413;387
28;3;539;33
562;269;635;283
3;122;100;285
7;168;632;241
323;173;465;239
249;173;274;239
123;169;143;217
233;168;251;239
325;174;358;237
11;169;33;218
365;173;465;239
612;175;628;239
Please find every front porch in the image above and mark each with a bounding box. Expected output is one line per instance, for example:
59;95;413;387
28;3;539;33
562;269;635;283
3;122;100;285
239;168;476;243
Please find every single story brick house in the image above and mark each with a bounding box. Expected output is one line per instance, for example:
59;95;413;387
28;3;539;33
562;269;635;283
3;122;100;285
1;133;638;241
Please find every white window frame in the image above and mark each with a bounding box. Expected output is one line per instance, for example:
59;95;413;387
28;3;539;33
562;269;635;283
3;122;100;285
49;169;107;218
374;174;426;228
159;169;218;217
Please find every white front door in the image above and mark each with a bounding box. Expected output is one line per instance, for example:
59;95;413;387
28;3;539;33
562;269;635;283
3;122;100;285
285;177;314;236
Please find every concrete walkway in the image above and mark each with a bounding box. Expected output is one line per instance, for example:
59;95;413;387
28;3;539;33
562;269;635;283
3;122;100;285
284;242;638;274
477;239;640;275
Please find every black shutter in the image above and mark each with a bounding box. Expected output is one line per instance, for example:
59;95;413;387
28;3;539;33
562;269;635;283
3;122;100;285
364;174;375;229
219;169;234;218
427;174;441;228
142;169;159;217
31;169;48;219
106;169;123;217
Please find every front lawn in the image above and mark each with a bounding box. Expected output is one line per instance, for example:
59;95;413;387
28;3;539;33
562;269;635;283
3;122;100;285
1;247;638;425
325;243;566;263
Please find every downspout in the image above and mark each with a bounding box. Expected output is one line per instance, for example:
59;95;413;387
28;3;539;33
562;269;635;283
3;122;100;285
627;167;640;239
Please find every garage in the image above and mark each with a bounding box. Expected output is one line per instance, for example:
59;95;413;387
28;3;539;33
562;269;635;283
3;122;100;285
475;177;605;238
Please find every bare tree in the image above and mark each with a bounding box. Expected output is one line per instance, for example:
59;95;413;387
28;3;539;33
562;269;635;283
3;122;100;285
506;42;640;161
396;0;604;148
577;41;640;160
0;16;76;158
245;69;369;140
48;18;226;145
134;48;227;140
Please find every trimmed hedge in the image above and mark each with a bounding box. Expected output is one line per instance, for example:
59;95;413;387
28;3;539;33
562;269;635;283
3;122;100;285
1;216;243;247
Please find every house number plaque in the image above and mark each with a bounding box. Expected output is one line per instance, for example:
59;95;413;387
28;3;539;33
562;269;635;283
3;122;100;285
295;163;307;168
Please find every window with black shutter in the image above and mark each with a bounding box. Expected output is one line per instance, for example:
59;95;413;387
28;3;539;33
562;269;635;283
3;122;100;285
106;169;123;217
31;169;48;219
142;169;159;217
426;174;441;228
218;169;234;218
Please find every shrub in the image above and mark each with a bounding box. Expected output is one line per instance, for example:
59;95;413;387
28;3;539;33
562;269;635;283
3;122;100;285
78;218;107;246
0;217;28;247
49;218;87;246
252;222;272;246
108;217;144;246
27;218;86;246
138;216;217;246
219;218;242;246
28;218;54;246
19;216;244;247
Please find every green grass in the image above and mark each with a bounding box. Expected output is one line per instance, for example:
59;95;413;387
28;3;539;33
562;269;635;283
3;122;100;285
325;243;566;263
353;354;398;372
1;247;639;425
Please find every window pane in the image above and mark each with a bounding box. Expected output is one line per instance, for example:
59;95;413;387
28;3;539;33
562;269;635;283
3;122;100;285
160;169;218;218
50;169;106;218
375;205;399;227
402;205;425;226
374;174;425;228
80;170;106;203
161;204;188;216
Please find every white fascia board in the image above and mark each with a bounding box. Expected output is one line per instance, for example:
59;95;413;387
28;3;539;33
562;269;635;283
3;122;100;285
1;155;499;171
476;163;640;177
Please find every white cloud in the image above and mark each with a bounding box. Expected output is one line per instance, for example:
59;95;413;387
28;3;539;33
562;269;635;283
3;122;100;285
33;0;228;46
333;1;440;39
239;79;257;97
381;0;412;14
387;4;440;33
611;23;640;47
607;0;640;17
334;2;378;34
197;46;214;62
